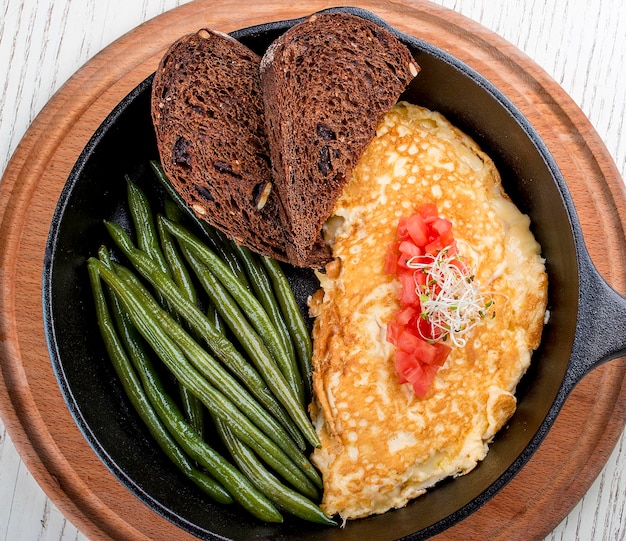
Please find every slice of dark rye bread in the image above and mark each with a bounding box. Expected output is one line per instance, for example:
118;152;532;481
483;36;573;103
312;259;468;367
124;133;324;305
151;15;419;268
151;29;290;262
260;12;419;267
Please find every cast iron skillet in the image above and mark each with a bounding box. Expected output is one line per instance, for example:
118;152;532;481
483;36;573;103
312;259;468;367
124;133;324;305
42;7;626;541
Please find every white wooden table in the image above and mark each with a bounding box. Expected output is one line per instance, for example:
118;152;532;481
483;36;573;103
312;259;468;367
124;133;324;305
1;1;624;540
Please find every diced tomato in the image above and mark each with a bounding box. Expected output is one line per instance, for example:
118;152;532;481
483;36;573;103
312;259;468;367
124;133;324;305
387;240;401;254
418;203;439;223
394;350;414;384
410;364;439;398
395;351;440;398
398;272;419;305
398;330;442;363
430;217;451;235
396;254;410;271
449;256;466;274
413;268;427;288
396;216;409;240
404;365;424;385
446;242;459;257
384;203;458;398
384;250;398;275
416;315;432;339
386;320;402;346
433;342;452;366
424;237;444;254
406;212;428;246
431;217;454;246
395;328;423;354
395;305;419;327
398;240;422;259
418;341;451;366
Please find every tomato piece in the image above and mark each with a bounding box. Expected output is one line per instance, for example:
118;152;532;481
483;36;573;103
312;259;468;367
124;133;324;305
431;217;454;245
395;328;423;353
394;350;414;383
418;203;439;223
396;216;410;240
396;355;439;398
395;305;419;327
431;217;451;235
386;320;402;346
432;342;452;366
398;240;422;259
384;250;398;275
446;242;459;257
384;203;459;398
448;256;466;276
413;269;427;288
397;330;440;363
404;365;425;388
410;364;439;398
398;272;419;305
397;254;410;271
406;212;428;246
416;316;432;340
416;340;450;366
424;237;444;254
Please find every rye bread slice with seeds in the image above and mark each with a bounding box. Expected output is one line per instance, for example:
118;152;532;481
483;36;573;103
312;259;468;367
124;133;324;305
260;12;419;268
151;29;288;262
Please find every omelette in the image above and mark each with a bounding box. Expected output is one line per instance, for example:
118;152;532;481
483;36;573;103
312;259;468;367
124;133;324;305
309;102;548;520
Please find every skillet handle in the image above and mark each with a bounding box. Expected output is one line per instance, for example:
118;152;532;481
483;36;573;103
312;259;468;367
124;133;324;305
568;245;626;387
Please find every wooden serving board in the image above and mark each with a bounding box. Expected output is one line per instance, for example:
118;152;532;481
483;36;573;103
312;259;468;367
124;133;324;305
1;1;625;540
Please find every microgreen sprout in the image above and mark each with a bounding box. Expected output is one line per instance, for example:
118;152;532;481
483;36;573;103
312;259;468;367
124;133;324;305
406;246;495;348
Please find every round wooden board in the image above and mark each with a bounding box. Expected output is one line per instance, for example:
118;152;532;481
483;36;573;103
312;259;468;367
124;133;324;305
1;1;625;540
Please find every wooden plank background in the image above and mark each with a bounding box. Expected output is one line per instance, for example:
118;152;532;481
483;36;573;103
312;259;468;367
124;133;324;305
0;0;624;540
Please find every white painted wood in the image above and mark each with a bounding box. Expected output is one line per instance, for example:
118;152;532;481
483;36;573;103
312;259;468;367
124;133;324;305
0;0;624;539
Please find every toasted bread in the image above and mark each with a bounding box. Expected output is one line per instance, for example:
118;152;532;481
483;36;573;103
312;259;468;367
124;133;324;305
151;29;289;261
152;14;419;268
260;12;419;267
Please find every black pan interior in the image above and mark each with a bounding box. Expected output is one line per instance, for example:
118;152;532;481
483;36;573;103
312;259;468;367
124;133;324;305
43;7;581;541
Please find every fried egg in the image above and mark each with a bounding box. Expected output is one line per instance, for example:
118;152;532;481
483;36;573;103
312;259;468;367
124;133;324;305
309;102;548;520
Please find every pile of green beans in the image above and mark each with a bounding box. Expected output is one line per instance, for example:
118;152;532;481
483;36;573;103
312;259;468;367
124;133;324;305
87;171;334;526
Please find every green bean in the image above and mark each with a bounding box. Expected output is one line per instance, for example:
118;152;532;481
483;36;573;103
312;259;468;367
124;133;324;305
127;180;205;434
106;258;322;494
157;210;205;435
108;219;318;451
215;418;336;525
91;258;320;498
179;243;307;451
204;222;254;289
160;218;288;361
127;179;169;276
206;302;224;334
178;378;204;438
103;279;282;522
202;227;252;293
98;246;207;445
160;217;319;450
177;240;310;428
104;220;301;446
262;256;314;400
149;161;250;289
110;262;317;484
232;244;302;401
160;203;198;307
87;259;232;505
149;161;211;241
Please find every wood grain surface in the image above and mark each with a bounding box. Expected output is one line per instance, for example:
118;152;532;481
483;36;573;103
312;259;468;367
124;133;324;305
1;1;625;540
